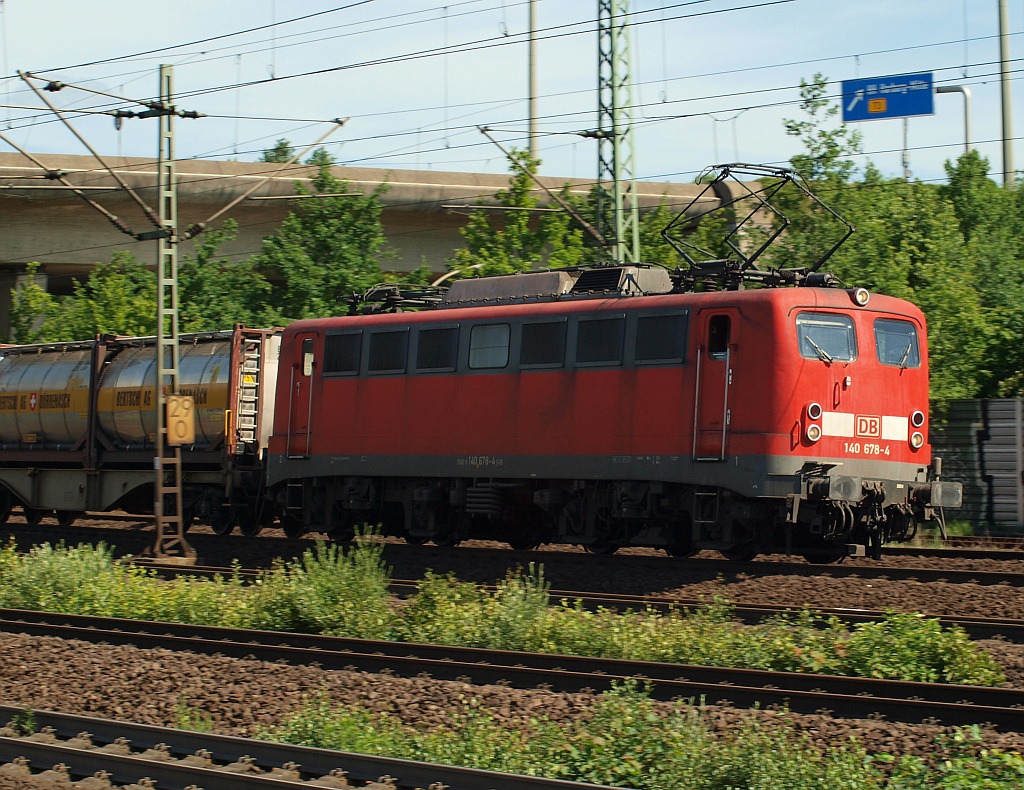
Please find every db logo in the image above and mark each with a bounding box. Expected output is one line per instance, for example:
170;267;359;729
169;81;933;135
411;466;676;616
855;415;881;438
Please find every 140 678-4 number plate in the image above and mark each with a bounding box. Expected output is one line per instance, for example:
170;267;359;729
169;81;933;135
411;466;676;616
844;442;890;456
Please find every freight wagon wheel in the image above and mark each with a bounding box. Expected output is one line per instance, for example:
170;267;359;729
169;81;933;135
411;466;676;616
22;507;47;526
802;551;845;565
55;510;81;528
507;537;541;551
403;534;428;545
282;515;306;540
210;509;236;537
0;491;11;525
237;516;263;537
584;542;619;555
719;544;757;562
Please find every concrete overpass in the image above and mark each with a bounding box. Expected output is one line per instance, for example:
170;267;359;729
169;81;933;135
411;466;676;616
0;152;722;334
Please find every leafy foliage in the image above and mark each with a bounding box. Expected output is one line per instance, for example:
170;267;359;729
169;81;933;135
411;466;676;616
46;251;157;340
178;219;274;331
265;683;1024;788
260;139;295;163
252;153;389;320
449;149;586;276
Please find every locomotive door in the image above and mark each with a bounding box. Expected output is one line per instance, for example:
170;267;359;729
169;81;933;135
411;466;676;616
287;333;317;458
693;311;736;460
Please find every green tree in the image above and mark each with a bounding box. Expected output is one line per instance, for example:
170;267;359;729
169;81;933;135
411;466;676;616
253;157;388;320
940;151;1024;396
784;73;861;182
178;219;274;331
60;251;157;338
825;168;988;402
449;150;585;277
25;251;158;340
260;138;295;163
8;262;57;343
305;146;335;168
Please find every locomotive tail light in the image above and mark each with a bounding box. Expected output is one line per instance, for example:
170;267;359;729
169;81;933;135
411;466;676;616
805;423;822;443
850;287;870;306
806;402;823;421
910;410;925;428
910;431;925;450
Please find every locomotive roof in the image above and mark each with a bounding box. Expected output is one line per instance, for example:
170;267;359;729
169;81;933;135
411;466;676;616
288;276;923;333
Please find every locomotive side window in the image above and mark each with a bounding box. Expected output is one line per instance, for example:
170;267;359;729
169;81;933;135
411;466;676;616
368;330;409;373
301;338;314;376
576;316;625;365
796;312;857;362
416;326;459;371
636;313;687;364
323;332;361;375
521;320;566;367
707;315;730;360
469;323;510;369
874;318;921;368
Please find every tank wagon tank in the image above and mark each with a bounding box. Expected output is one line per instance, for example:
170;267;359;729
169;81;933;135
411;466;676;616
0;326;280;530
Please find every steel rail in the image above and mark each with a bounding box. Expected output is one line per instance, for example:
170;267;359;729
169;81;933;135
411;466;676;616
9;515;1024;566
123;564;1024;643
0;705;609;790
2;609;1022;731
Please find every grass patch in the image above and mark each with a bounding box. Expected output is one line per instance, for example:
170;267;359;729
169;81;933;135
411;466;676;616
0;539;1005;686
258;683;1024;789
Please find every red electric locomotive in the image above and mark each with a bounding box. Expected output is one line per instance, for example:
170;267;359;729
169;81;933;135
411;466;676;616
265;166;962;561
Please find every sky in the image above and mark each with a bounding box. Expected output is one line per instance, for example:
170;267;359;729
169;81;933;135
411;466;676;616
0;0;1018;187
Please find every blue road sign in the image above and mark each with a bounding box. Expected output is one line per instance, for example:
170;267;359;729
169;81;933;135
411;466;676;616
841;73;934;122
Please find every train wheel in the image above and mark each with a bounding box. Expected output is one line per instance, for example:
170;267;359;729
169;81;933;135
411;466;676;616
584;542;619;555
802;551;844;565
666;516;697;557
0;491;13;525
403;534;428;545
55;510;81;528
508;538;541;551
237;516;263;537
282;515;306;540
719;544;757;562
210;511;236;537
22;508;47;526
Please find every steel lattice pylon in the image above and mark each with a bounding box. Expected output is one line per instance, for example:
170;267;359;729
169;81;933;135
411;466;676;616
152;64;195;563
596;0;640;264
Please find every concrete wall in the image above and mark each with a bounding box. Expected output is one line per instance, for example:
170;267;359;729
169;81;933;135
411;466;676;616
0;152;719;333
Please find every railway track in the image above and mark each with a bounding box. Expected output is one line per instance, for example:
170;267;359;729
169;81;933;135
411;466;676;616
3;608;1022;732
127;560;1024;643
8;512;1024;566
8;518;1024;590
0;704;606;790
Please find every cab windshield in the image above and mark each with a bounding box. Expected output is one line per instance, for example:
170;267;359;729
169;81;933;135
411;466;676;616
796;312;857;363
874;318;921;368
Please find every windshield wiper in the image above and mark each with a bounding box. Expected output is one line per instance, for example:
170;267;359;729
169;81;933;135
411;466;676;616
806;337;833;365
898;342;913;370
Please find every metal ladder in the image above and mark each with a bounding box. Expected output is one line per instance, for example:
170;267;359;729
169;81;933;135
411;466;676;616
235;337;263;452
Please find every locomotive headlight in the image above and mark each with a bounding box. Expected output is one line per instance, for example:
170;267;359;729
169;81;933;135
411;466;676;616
910;410;925;428
806;423;822;442
806;402;823;421
910;431;925;449
850;287;870;306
